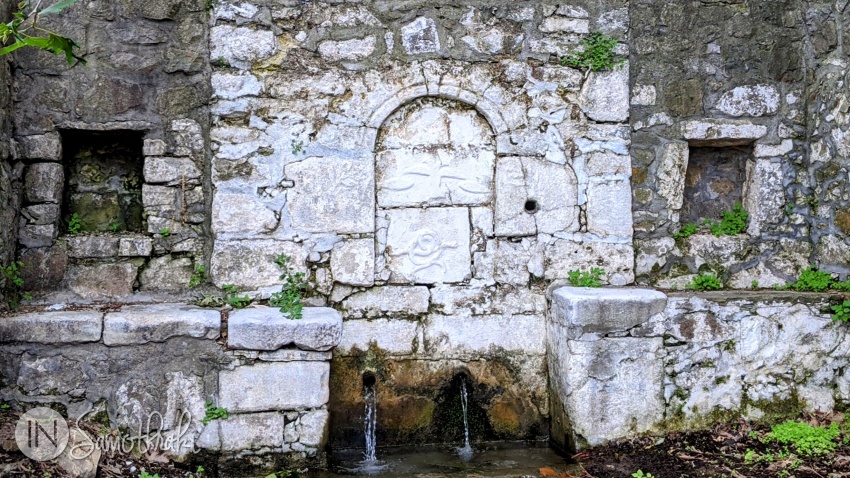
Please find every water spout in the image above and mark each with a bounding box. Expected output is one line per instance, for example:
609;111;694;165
457;377;473;462
363;377;377;462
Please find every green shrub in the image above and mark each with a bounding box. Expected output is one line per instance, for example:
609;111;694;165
832;301;850;322
673;222;698;239
686;273;722;291
791;267;833;292
762;420;840;456
568;268;605;287
1;261;32;309
67;213;82;235
201;400;228;425
222;284;251;309
189;265;206;289
562;31;623;72
269;254;306;319
707;203;748;236
831;280;850;292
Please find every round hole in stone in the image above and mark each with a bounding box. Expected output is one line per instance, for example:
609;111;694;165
362;371;376;388
524;199;539;214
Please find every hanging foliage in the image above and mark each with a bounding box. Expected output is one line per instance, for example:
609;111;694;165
0;0;85;66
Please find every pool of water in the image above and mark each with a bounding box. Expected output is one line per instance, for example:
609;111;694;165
308;442;576;477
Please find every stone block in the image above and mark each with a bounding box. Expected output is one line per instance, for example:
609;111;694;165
285;157;374;234
401;17;440;54
18;223;57;248
18;133;62;161
337;318;419;355
544;240;635;285
21;204;60;225
143;139;167;156
495;157;579;236
67;262;139;299
18;245;68;291
657;142;688;211
424;314;546;358
139;256;194;291
376;101;495;208
298;409;329;447
212;192;279;236
209;25;276;69
212;72;263;99
103;304;220;345
716;85;780;117
550;287;667;337
586;180;633;238
227;306;342;351
384;207;471;284
681;119;767;146
219;412;285;451
341;286;430;319
538;17;589;33
25;163;64;204
631;85;656;106
210;239;307;290
118;237;153;257
219;362;330;412
66;236;119;258
318;37;376;62
579;64;629;123
331;239;374;287
754;139;793;158
0;311;102;343
143;157;202;185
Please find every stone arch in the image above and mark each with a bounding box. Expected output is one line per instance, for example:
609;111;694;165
374;96;497;284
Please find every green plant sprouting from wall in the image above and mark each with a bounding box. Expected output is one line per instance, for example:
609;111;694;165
67;212;82;235
567;267;605;288
673;204;749;239
562;31;623;73
1;261;32;309
222;284;251;309
201;400;228;425
686;273;723;291
189;264;206;289
832;300;850;322
0;0;85;65
270;253;306;319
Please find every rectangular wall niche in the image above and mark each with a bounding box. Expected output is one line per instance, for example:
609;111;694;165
61;130;144;234
682;146;751;224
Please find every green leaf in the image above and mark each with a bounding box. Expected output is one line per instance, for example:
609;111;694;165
0;41;27;57
40;0;80;15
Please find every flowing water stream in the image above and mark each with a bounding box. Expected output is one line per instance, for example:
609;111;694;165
456;377;474;461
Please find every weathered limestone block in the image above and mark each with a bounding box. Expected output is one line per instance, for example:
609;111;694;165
579;63;629;123
817;234;850;265
285;157;374;234
657;142;688;212
424;314;546;358
0;311;102;343
631;85;656;106
298;409;330;447
219;362;330;412
103;304;220;345
634;237;677;276
743;159;784;236
18;245;67;291
209;25;276;69
18;133;61;161
683;234;750;270
67;262;139;299
331;239;374;287
25;163;64;203
495;157;579;236
341;286;430;319
681;119;767;146
66;236;119;258
384;207;471;284
211;239;306;289
143;139;167;156
548;287;667;450
318;37;376;62
143;157;202;185
586;180;633;238
716;85;780;117
18;223;57;248
549;287;667;339
212;192;279;235
139;256;194;291
227;306;342;351
337;318;419;355
585;152;631;176
401;17;440;54
21;204;60;225
212;72;263;99
219;412;285;451
544;240;635;285
118;237;153;257
754;139;793;158
539;17;589;33
377;100;495;208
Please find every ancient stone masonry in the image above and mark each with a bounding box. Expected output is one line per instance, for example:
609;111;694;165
9;0;212;299
0;1;17;307
207;0;633;445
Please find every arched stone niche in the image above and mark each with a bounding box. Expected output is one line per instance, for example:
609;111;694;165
375;97;495;284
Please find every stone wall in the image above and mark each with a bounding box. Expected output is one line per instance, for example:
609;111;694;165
629;0;823;289
0;304;342;473
549;287;850;451
10;0;211;300
0;0;20;307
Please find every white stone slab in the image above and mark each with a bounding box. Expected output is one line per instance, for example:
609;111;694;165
103;304;221;345
219;362;330;412
227;306;342;351
385;207;471;284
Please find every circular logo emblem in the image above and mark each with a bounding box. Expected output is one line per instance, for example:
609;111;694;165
14;407;70;461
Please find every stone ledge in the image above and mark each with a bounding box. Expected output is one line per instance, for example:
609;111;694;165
550;287;667;336
227;306;342;351
103;304;221;345
0;311;103;344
